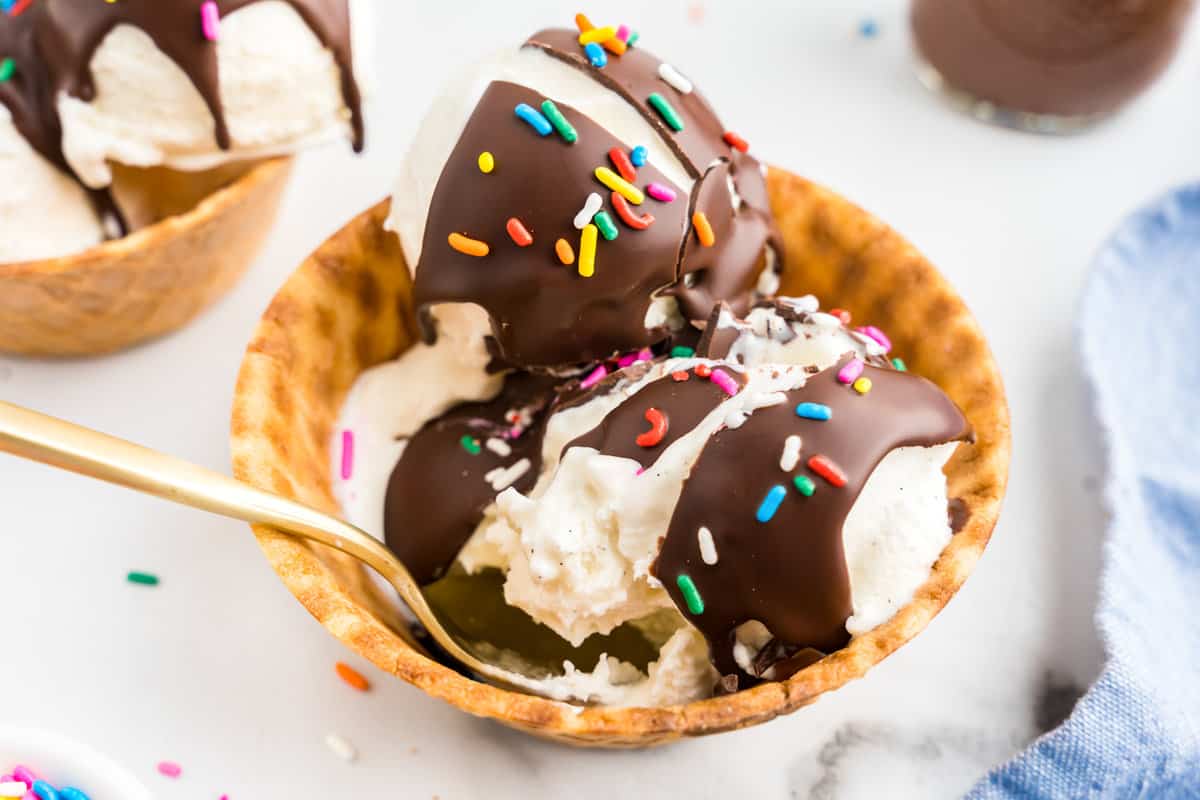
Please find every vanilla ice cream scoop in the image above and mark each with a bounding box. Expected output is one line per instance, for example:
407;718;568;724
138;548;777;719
388;21;781;371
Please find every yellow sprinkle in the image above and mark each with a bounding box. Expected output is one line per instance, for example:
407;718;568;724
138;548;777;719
853;377;873;395
594;167;644;205
579;26;617;45
477;151;494;173
578;224;597;278
555;237;575;265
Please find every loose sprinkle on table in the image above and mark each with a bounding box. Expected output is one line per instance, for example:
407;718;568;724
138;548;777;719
645;182;677;203
578;223;598;278
671;346;695;358
647;92;684;131
325;733;357;763
630;145;647;167
514;103;552;136
657;63;693;94
611;192;655;230
676;574;705;614
692;211;715;247
448;232;489;257
722;131;749;152
793;474;816;496
635;407;668;448
795;402;832;421
756;485;788;523
594;166;644;204
540;99;577;143
477;151;494;173
697;526;718;565
779;435;802;471
555;237;575;265
127;571;159;587
340;429;354;479
335;661;370;692
574;192;603;229
157;762;182;779
837;358;864;385
584;41;607;67
593;210;618;241
607;146;637;181
808;454;848;487
459;435;481;455
506;217;533;247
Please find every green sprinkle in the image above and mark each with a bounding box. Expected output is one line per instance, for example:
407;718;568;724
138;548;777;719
647;92;684;132
540;99;577;144
127;571;159;587
676;574;704;615
793;475;816;497
626;31;640;48
670;346;695;358
891;357;907;372
593;210;618;241
0;58;15;83
460;435;481;455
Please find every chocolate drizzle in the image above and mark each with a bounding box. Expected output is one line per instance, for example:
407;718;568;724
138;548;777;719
653;358;973;682
37;0;363;152
384;372;565;585
412;28;780;370
566;366;746;470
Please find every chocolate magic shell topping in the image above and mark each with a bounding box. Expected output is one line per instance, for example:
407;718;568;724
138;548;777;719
654;357;973;683
413;22;782;369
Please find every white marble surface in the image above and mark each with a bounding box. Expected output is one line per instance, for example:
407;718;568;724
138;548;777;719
1;2;1198;797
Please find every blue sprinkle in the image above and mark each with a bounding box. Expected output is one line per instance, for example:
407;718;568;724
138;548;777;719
0;0;14;13
630;145;647;167
60;790;92;800
514;103;552;136
795;402;833;421
756;485;788;523
584;41;607;68
33;781;61;800
859;18;879;38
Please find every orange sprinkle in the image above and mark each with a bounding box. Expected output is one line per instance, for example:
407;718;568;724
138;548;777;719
506;217;533;247
336;662;370;692
574;12;595;32
722;131;749;152
692;211;715;247
829;307;852;325
448;232;489;257
555;237;575;265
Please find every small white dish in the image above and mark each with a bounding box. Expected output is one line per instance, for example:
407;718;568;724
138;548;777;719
0;727;150;800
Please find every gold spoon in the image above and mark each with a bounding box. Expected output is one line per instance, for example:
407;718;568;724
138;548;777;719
0;399;546;697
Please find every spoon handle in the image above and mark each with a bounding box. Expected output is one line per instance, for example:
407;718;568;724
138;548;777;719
0;399;431;639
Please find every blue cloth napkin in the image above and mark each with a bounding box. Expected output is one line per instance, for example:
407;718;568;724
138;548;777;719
969;184;1200;798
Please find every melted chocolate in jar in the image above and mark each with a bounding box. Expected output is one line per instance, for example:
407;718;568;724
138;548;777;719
912;0;1195;116
37;0;363;151
654;358;973;683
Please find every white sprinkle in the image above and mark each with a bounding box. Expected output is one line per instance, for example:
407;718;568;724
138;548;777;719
325;733;358;763
786;295;820;313
697;526;718;565
0;782;28;796
574;193;603;229
809;311;842;328
725;173;744;209
779;435;802;472
485;438;512;457
756;265;780;296
658;62;693;94
485;458;532;491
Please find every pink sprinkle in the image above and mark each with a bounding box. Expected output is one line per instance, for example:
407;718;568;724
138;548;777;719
200;1;220;41
158;761;182;779
709;368;740;396
616;24;631;42
856;325;892;352
580;365;608;389
12;767;35;785
646;182;677;203
636;347;653;362
22;792;35;800
616;351;639;367
635;467;645;475
837;358;865;385
339;430;355;480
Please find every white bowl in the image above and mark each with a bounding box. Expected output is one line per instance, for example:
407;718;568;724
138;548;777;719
0;728;150;800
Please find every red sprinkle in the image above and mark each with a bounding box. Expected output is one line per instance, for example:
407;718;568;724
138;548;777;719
8;0;33;16
808;454;847;487
505;217;533;247
336;661;371;691
608;146;638;182
610;192;655;230
829;307;851;325
671;370;691;382
694;363;712;378
635;407;669;448
722;131;749;152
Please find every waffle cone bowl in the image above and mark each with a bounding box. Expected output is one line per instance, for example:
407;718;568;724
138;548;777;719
0;158;292;358
230;167;1010;747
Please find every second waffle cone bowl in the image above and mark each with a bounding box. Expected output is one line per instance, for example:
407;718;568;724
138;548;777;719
230;167;1010;747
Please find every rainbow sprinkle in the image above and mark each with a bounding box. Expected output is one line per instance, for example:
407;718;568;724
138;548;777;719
635;407;668;448
447;232;489;257
627;31;640;47
578;25;617;45
200;1;220;41
616;24;631;42
608;146;637;181
892;357;907;372
647;92;684;131
793;474;816;497
630;145;648;167
578;223;598;278
692;211;715;247
506;217;534;247
837;358;864;385
809;454;848;487
795;402;832;421
853;377;873;395
756;485;788;523
856;325;893;352
709;368;740;396
477;151;494;173
671;345;695;358
722;131;750;152
574;192;603;229
676;574;705;614
460;435;481;455
593;210;618;241
0;58;14;82
580;364;608;389
127;571;159;586
157;762;182;779
540;99;577;143
555;237;575;265
645;182;677;203
584;41;607;67
514;103;552;136
657;63;693;94
594;166;644;204
340;429;354;479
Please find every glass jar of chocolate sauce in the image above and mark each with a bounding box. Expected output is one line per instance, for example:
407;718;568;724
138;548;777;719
911;0;1196;132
